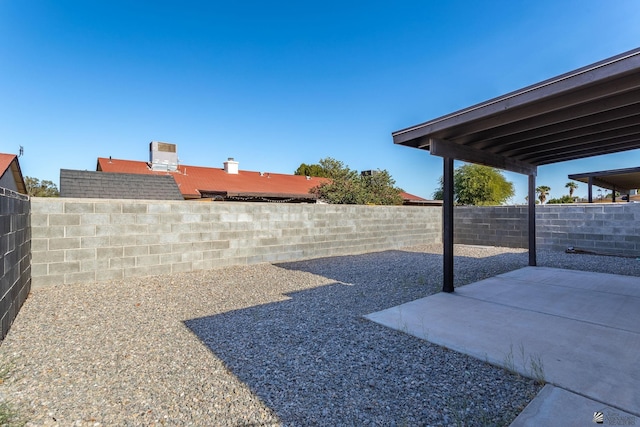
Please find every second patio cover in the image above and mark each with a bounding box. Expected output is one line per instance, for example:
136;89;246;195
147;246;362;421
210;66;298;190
568;166;640;202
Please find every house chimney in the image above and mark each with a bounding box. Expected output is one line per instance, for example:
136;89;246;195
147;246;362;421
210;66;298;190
224;157;239;174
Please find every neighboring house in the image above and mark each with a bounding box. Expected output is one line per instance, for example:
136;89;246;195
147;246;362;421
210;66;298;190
63;141;432;204
96;143;328;203
0;153;27;194
60;169;183;200
401;192;442;206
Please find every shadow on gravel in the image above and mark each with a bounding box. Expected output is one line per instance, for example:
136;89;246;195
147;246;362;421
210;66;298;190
185;250;538;426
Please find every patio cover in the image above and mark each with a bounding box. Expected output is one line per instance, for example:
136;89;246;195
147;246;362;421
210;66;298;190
392;47;640;292
568;166;640;202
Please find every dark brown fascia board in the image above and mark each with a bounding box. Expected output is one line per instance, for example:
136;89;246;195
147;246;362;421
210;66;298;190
568;166;640;179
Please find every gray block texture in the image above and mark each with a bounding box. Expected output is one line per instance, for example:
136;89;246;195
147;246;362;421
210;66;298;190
31;199;640;288
454;206;528;248
0;187;31;340
31;199;441;287
454;204;640;257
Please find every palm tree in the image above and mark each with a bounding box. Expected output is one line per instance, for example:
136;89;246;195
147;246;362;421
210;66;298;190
565;182;578;198
536;185;551;204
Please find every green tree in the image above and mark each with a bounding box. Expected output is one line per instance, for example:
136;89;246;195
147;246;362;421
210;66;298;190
309;157;403;205
318;157;359;181
565;181;578;198
536;185;551;204
433;164;514;205
25;176;59;197
432;177;445;201
547;195;576;204
360;170;404;205
293;163;329;177
604;191;620;201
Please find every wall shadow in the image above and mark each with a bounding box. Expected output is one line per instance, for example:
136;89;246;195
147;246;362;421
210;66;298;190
185;249;537;425
275;248;530;291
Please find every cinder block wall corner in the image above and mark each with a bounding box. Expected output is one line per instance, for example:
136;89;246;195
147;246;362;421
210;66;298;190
0;187;31;340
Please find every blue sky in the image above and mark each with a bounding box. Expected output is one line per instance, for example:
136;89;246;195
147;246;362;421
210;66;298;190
2;1;640;202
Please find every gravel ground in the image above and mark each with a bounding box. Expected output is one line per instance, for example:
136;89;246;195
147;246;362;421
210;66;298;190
1;244;639;426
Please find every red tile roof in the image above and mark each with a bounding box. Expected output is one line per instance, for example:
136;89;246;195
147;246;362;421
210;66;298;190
96;157;432;203
97;158;330;199
0;153;27;194
400;191;426;202
0;153;16;175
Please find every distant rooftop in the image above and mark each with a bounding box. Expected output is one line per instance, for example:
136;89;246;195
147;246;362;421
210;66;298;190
60;169;183;200
96;157;329;201
95;152;431;204
0;153;27;195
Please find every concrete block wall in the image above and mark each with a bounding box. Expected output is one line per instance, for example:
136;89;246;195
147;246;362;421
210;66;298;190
0;187;31;339
454;206;528;248
31;198;441;288
454;204;640;256
536;203;640;255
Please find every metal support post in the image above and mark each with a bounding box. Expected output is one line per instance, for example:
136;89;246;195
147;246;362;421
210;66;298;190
528;174;537;266
443;157;454;292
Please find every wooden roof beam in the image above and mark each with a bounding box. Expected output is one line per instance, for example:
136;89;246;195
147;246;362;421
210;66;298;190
428;138;537;176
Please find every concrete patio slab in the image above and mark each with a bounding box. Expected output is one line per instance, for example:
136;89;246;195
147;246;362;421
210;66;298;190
511;384;639;426
365;266;640;424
